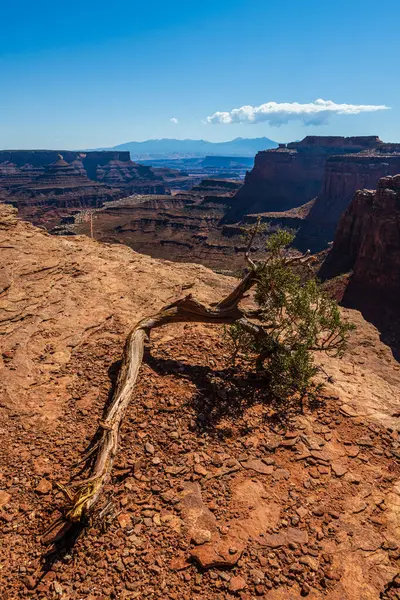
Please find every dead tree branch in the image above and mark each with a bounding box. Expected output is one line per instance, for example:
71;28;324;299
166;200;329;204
56;270;261;527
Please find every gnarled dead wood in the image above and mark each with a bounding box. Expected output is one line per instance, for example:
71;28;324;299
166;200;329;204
56;269;260;526
49;245;316;533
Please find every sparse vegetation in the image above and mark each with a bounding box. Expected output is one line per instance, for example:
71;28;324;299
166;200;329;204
227;225;355;411
51;221;354;528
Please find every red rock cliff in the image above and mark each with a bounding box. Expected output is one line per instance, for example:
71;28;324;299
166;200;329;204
226;136;382;222
306;149;400;249
320;175;400;345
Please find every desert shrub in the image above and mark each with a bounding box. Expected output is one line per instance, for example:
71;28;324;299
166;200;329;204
227;229;354;411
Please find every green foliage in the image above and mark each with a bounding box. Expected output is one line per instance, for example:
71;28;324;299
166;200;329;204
228;229;355;411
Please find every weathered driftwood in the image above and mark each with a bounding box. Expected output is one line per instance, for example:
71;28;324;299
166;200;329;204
60;269;259;525
48;247;314;535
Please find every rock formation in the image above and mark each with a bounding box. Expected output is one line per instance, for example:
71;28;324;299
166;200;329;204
306;149;400;250
71;180;247;270
226;136;382;221
0;150;167;228
320;175;400;353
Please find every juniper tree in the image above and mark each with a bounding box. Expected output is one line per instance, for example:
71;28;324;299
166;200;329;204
49;220;354;533
227;224;354;411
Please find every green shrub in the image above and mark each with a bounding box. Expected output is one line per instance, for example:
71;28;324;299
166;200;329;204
227;229;355;411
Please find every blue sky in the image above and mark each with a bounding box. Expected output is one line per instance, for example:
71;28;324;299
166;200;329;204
1;0;399;149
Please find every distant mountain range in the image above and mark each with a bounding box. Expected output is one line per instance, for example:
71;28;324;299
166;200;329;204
94;137;278;159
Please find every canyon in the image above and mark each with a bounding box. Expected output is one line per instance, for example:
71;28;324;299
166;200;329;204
0;150;168;229
225;136;383;222
64;136;400;275
71;179;246;270
3;137;400;287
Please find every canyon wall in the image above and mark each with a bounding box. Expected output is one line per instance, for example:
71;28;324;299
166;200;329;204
0;151;167;228
320;174;400;291
226;136;382;221
71;181;249;270
319;175;400;351
305;150;400;249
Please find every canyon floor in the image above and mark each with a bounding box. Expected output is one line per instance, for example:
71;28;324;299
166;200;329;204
1;204;400;600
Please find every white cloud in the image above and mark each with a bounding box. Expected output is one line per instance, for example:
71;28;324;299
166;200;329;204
170;117;179;124
206;99;390;127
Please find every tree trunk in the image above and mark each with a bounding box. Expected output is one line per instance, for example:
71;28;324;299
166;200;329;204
62;273;258;524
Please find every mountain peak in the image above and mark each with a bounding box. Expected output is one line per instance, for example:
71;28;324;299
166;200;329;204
93;137;278;159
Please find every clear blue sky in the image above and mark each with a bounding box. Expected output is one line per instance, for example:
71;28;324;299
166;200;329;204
1;0;399;149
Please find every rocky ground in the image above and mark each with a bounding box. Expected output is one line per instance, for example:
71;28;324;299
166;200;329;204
1;204;400;599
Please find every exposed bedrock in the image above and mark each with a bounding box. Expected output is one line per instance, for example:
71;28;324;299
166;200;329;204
0;151;167;228
304;152;400;250
225;136;383;222
320;175;400;354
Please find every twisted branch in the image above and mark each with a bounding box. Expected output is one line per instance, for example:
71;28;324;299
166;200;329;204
47;242;317;537
54;270;261;527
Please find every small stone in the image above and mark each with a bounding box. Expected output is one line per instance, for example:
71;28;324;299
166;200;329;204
289;563;304;574
291;515;300;526
274;468;290;481
250;569;264;583
194;464;208;477
35;479;52;495
229;575;247;592
24;576;36;590
318;465;330;475
0;491;11;509
192;529;212;545
301;583;311;596
382;537;398;551
331;462;348;477
308;467;320;479
255;584;265;596
345;473;361;484
352;501;368;514
357;437;373;447
340;404;358;417
169;556;191;571
263;532;287;548
54;581;63;595
242;459;274;475
287;527;308;545
279;437;299;447
347;447;360;458
118;512;132;529
145;442;155;455
296;507;308;519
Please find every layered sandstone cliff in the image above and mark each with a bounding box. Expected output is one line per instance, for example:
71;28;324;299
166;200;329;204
71;181;247;270
0;150;167;228
306;150;400;249
320;174;400;292
226;136;382;221
320;175;400;351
